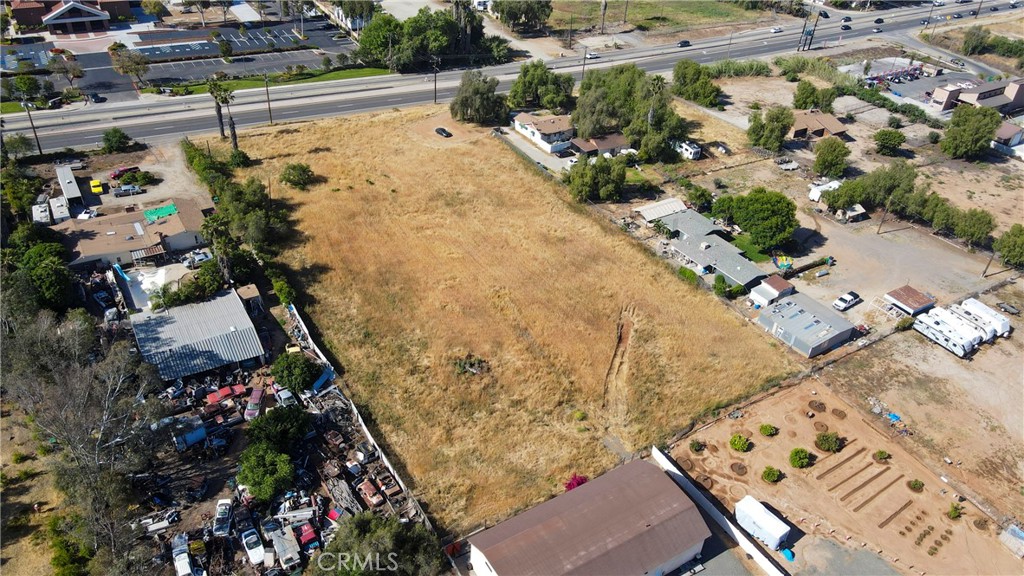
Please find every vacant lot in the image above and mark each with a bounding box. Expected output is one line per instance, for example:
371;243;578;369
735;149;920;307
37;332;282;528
549;0;758;33
673;382;1021;575
923;15;1024;74
212;107;795;531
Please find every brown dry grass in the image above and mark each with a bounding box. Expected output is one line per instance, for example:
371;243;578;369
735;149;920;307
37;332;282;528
210;106;795;532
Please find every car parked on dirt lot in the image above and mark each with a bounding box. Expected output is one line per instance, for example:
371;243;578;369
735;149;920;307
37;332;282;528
93;290;114;310
113;184;143;197
90;179;104;194
832;291;862;312
180;250;212;269
212;499;233;538
109;166;139;179
241;528;265;565
434;127;452;138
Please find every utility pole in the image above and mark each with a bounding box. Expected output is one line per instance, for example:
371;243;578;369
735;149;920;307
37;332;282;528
21;100;43;155
981;250;997;277
976;0;984;18
568;13;573;50
264;74;273;124
876;194;894;234
581;46;588;80
727;32;734;59
622;0;629;24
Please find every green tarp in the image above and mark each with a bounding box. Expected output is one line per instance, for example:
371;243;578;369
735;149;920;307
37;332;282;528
144;204;178;223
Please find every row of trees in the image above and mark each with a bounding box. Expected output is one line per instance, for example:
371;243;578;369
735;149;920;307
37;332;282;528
507;60;574;111
490;0;552;32
962;25;1024;70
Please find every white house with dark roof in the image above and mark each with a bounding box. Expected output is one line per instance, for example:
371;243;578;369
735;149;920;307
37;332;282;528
512;112;575;153
468;460;711;576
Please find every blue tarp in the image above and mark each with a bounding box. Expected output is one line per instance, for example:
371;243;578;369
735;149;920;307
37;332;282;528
887;412;901;423
312;366;335;392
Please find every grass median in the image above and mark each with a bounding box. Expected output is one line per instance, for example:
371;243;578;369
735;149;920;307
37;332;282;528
150;67;391;95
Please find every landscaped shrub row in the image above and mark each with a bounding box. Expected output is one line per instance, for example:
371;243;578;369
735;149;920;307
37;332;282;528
836;85;946;130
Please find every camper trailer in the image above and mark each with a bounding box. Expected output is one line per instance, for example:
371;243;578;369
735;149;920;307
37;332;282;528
947;304;997;343
931;307;984;348
913;310;978;358
960;298;1011;338
735;495;791;550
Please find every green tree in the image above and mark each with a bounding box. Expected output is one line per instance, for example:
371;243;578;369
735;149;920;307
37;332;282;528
26;256;73;310
962;25;991;55
762;466;781;483
711;194;735;223
491;0;552;32
873;128;906;155
101;127;131;153
507;60;574;111
206;77;234;139
110;49;150;86
941;105;1001;159
47;58;84;89
748;106;793;152
813;136;850;178
688;186;713;212
311;512;444;576
672;59;722;107
816;431;842;453
731;187;799;250
13;75;41;100
793;79;817;109
279;162;316;189
789;447;810;468
183;0;210;26
729;433;750;452
271;351;322;395
563;155;626;202
141;0;165;15
759;424;778;437
449;70;508;125
994;224;1024;268
954;208;995;248
246;405;312;451
218;38;233;58
747;110;765;148
3;134;33;159
236;442;293;502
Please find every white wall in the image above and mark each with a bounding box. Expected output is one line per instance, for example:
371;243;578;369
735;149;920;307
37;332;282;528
163;230;204;253
469;545;498;576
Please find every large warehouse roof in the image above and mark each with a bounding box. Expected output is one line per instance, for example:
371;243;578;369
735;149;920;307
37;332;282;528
133;290;263;380
469;460;711;575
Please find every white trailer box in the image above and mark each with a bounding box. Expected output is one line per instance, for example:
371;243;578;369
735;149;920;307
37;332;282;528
961;298;1011;338
735;495;790;550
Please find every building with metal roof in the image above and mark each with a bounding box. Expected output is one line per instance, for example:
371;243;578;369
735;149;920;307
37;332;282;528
885;285;936;316
757;293;856;358
632;197;687;223
132;290;265;380
468;460;711;576
656;209;767;289
55;165;83;204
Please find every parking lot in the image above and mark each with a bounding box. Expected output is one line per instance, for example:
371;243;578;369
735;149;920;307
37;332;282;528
145;49;339;84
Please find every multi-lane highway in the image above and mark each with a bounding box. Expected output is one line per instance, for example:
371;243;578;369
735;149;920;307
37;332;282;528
3;1;1017;151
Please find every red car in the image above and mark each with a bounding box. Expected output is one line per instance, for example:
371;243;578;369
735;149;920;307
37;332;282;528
109;166;139;179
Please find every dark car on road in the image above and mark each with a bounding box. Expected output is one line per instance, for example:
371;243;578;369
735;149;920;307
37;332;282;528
435;127;452;138
676;40;691;47
841;16;852;22
989;5;998;10
969;9;977;14
88;93;103;103
874;17;885;23
819;10;830;17
841;24;852;30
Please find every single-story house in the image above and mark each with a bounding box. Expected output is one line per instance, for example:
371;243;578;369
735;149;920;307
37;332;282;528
468;460;711;576
658;208;766;289
791;110;847;139
994;121;1024;148
133;290;266;381
808;180;842;203
512;112;575;153
55;199;206;268
757;293;857;357
674;140;702;160
632;197;687;224
570;133;630;156
931;78;1024;114
11;0;130;33
885;285;936;316
749;274;795;308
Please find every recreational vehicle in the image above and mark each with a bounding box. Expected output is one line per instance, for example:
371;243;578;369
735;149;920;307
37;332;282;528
960;298;1011;338
913;310;978;358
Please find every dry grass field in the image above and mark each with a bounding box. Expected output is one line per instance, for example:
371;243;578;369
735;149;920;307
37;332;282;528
212;107;795;531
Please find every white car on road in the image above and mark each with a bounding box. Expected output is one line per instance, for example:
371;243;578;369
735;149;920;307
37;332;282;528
770;27;783;33
585;52;600;59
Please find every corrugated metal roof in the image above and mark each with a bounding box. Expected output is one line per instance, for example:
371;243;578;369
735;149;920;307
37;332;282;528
55;165;83;201
469;460;711;575
633;198;687;222
130;245;166;259
133;290;263;380
757;293;856;350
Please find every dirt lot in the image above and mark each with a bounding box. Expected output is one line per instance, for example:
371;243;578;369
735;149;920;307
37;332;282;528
0;405;62;575
823;283;1024;528
202;106;796;532
671;382;1022;576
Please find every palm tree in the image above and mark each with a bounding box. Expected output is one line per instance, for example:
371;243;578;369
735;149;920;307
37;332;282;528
206;77;234;139
646;75;666;128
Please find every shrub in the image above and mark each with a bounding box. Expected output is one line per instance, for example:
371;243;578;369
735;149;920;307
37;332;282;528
729;434;750;452
11;451;30;464
874;449;891;461
762;465;781;483
36;443;54;457
229;148;252;168
750;101;761;110
279;162;315;189
713;274;729;297
119;170;154;186
816;431;842;453
271;351;321;395
887;115;903;129
272;276;296;306
948;503;963;519
677;266;700;287
790;447;810;468
928;131;941;144
759;424;778;437
705;59;772;79
896;316;916;331
785;71;799;82
689;439;705;453
909;479;925;491
572;409;587;421
101;127;131;153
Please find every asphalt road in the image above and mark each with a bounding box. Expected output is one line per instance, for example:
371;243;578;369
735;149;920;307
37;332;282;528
5;1;1018;151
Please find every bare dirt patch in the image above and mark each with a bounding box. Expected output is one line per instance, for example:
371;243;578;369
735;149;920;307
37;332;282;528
207;106;796;532
673;383;1021;575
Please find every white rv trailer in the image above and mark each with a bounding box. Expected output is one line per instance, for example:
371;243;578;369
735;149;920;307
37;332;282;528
735;495;791;550
932;307;986;347
960;298;1011;338
913;310;977;358
947;304;996;343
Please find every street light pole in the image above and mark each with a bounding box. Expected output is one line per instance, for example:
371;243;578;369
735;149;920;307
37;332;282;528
263;74;273;125
727;32;734;59
432;56;440;104
21;100;43;155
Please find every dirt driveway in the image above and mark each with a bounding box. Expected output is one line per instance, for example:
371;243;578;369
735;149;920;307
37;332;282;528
80;142;213;213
